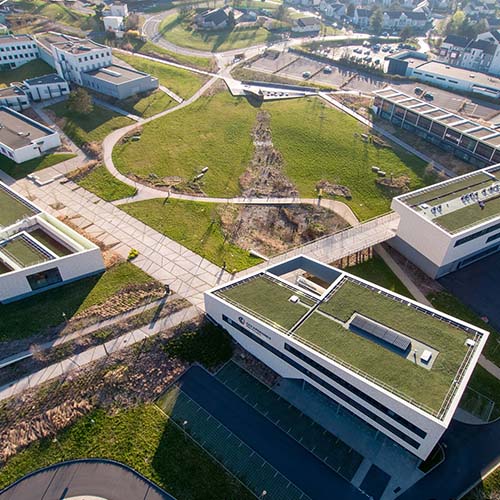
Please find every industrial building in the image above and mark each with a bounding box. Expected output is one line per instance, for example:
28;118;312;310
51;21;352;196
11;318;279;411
0;181;104;303
0;106;61;164
205;255;488;460
391;163;500;278
373;87;500;168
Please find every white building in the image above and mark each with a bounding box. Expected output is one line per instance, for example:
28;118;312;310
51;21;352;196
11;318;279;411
22;73;70;101
103;15;125;36
292;17;321;33
109;2;128;17
0;106;61;164
0;34;39;69
319;1;346;20
391;164;500;278
0;86;30;112
0;181;105;303
205;255;488;460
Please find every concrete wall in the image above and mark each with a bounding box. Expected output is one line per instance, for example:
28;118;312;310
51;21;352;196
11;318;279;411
25;80;70;101
205;291;448;460
0;130;61;164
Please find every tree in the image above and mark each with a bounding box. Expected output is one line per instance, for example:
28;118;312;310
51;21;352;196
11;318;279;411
276;3;287;22
125;13;140;30
346;2;355;17
67;87;93;115
399;25;414;41
370;7;383;34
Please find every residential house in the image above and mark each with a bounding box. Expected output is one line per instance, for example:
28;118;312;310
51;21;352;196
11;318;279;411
292;17;321;33
319;0;346;19
352;8;371;28
109;2;128;17
195;8;230;30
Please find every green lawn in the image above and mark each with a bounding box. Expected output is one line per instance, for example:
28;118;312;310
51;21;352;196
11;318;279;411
114;53;207;100
428;290;500;367
75;165;137;202
117;39;216;71
49;103;134;147
0;405;253;500
113;92;427;219
345;254;413;299
159;13;274;52
268;98;427;220
464;365;500;421
113;91;256;198
217;275;315;330
0;262;157;342
0;187;36;227
0;60;54;88
118;90;176;118
10;0;96;30
0;153;76;180
120;198;262;272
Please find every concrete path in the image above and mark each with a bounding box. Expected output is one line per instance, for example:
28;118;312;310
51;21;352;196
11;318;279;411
94;97;142;122
0;305;200;402
159;84;183;103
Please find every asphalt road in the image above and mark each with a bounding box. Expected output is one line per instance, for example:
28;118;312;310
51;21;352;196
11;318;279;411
397;418;500;500
0;459;175;500
179;365;366;500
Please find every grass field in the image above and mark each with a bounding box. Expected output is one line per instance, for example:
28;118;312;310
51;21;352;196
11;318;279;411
159;13;274;52
75;165;137;202
113;92;256;198
10;0;96;30
119;90;176;118
114;53;207;100
0;405;254;500
113;91;427;219
0;153;76;180
120;198;262;272
345;254;413;299
0;187;36;227
0;262;157;341
0;60;54;88
116;40;216;71
49;102;134;147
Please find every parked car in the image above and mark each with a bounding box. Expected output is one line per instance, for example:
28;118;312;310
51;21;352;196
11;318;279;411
414;87;423;95
323;66;332;74
423;92;434;101
302;71;311;78
381;31;389;37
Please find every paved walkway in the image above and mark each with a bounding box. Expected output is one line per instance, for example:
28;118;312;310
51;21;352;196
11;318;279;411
0;305;200;402
159;84;183;103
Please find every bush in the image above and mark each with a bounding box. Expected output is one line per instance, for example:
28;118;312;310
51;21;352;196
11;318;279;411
127;248;139;260
163;322;233;368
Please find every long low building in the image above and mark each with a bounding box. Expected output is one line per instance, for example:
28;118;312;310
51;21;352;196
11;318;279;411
205;255;488;460
0;181;104;303
391;163;500;277
0;106;61;164
373;87;500;168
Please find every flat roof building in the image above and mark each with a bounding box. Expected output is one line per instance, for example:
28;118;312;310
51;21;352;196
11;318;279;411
0;86;30;112
205;255;488;460
373;87;500;168
391;163;500;277
0;106;61;163
0;181;104;302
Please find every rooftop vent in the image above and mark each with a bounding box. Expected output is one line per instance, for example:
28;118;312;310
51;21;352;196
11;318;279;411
100;68;121;77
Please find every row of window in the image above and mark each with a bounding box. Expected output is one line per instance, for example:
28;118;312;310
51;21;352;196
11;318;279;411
221;314;424;449
77;51;110;63
1;52;37;61
0;145;14;158
455;221;500;247
0;43;37;52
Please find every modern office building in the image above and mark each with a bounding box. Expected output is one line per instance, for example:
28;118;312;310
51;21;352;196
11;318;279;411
0;181;105;303
0;106;61;163
205;255;488;460
0;86;30;111
22;73;70;101
373;87;500;168
391;163;500;277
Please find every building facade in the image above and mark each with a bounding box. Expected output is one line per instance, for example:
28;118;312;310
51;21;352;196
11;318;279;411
205;256;488;460
0;34;38;69
0;182;105;303
391;164;500;278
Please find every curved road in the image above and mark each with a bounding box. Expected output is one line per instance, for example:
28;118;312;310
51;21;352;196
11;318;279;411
0;459;175;500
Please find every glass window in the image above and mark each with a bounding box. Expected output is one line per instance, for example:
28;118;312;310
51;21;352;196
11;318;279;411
26;268;62;291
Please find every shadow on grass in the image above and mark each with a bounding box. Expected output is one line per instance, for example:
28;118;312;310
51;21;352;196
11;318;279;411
0;272;104;343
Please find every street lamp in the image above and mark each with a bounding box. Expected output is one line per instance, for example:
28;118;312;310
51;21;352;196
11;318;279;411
182;420;188;441
260;490;267;499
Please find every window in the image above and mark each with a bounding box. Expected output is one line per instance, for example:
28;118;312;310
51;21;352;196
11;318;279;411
455;221;500;246
416;116;431;131
430;122;446;138
475;143;494;160
26;268;62;291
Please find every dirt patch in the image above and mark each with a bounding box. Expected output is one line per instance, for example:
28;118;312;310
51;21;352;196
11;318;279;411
335;94;373;119
316;180;352;199
219;111;349;256
375;174;411;196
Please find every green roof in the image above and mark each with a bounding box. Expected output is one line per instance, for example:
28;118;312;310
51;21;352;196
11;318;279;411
0;185;37;228
0;236;51;267
216;273;482;417
401;167;500;234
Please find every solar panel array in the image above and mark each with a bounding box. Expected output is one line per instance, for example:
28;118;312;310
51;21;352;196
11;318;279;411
350;314;411;352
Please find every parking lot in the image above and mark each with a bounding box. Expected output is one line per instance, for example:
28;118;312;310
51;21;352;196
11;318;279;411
248;51;500;122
